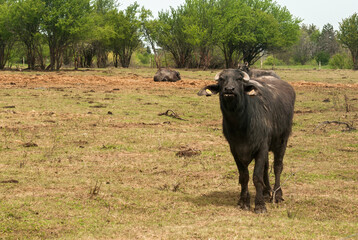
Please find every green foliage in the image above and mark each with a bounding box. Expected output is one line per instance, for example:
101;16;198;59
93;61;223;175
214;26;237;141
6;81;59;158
292;27;316;65
338;13;358;70
0;1;16;69
107;3;147;68
41;0;92;70
182;0;216;68
315;51;330;65
155;6;194;68
264;55;284;66
329;53;354;69
12;0;45;69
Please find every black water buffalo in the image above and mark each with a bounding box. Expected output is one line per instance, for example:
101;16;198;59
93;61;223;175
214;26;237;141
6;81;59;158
238;63;280;79
153;68;181;82
198;69;295;213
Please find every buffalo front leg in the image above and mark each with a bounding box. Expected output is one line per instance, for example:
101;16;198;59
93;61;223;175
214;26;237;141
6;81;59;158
253;149;268;213
236;162;250;210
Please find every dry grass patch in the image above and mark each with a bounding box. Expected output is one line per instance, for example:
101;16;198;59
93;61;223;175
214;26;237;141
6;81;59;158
0;68;357;239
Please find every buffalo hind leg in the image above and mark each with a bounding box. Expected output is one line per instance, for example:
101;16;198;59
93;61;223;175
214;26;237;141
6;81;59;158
272;144;287;203
263;155;272;202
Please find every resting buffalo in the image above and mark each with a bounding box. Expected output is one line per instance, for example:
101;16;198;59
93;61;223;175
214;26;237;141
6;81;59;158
198;69;295;213
153;68;181;82
238;63;280;79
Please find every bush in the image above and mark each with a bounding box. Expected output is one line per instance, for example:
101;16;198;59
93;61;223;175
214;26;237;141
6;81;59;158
315;51;330;65
329;53;353;69
263;55;284;67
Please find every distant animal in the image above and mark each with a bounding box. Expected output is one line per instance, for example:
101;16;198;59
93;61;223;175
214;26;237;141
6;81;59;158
198;69;295;213
238;63;280;79
153;68;181;82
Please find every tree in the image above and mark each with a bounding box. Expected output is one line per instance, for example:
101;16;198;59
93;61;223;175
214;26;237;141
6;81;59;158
109;3;146;68
312;24;339;66
292;24;320;65
12;0;45;70
338;13;358;70
41;0;91;70
212;0;247;68
156;6;194;68
90;0;117;68
318;24;339;56
239;0;300;66
141;15;161;68
0;1;15;69
212;0;300;68
182;0;216;69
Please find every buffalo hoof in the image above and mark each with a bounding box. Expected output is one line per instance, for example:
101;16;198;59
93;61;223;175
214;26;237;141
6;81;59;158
272;189;284;203
274;196;284;203
238;193;250;211
254;205;267;214
239;203;250;211
263;191;271;203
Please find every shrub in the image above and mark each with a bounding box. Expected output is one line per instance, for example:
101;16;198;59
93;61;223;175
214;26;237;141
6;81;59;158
329;53;353;69
264;55;284;67
315;51;330;65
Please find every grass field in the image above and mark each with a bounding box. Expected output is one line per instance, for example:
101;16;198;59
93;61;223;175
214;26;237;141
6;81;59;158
0;68;357;239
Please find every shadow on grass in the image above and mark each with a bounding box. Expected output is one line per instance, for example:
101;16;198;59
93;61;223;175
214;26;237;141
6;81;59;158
184;190;238;207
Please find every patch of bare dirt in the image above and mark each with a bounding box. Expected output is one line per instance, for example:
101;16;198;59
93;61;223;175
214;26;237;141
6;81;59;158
291;81;358;89
1;72;357;92
0;72;213;91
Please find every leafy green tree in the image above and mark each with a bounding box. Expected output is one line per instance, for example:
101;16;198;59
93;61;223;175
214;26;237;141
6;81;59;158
292;25;318;65
212;0;247;68
311;24;339;66
338;13;358;70
212;0;300;68
239;0;300;66
41;0;91;70
155;6;194;68
182;0;216;69
318;24;339;56
0;1;16;69
12;0;45;70
89;0;117;68
108;3;146;68
329;52;353;69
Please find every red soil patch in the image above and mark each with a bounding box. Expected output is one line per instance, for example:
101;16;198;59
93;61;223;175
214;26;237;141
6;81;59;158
0;72;212;91
0;72;357;90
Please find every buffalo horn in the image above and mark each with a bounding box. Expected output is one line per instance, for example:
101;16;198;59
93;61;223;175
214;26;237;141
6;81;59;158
242;71;250;82
214;72;222;81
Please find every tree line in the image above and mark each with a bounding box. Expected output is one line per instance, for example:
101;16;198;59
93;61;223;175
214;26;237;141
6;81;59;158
0;0;357;70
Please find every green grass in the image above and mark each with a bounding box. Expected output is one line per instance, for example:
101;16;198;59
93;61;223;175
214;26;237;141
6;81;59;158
0;68;357;239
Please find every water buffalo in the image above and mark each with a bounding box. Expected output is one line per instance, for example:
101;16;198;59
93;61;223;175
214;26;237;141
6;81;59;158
238;63;280;79
153;68;181;82
198;69;295;213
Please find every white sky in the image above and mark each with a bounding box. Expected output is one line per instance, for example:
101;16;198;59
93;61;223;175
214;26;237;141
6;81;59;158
118;0;357;30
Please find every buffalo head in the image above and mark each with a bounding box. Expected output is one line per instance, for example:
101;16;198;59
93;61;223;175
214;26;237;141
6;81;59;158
153;68;181;82
198;69;262;106
198;69;263;111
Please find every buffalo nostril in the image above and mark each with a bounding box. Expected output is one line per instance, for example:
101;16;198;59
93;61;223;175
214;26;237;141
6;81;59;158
225;87;235;92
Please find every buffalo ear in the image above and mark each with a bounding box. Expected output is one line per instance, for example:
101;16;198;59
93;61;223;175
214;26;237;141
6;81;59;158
197;84;220;96
244;85;259;96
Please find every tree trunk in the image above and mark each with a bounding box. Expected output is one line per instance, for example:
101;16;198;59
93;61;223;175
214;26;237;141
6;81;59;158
352;50;358;70
0;44;6;69
119;53;131;68
47;41;56;71
26;44;36;70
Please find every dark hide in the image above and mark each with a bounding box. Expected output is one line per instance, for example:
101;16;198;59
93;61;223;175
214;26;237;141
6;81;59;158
153;68;181;82
238;63;281;79
198;69;295;213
